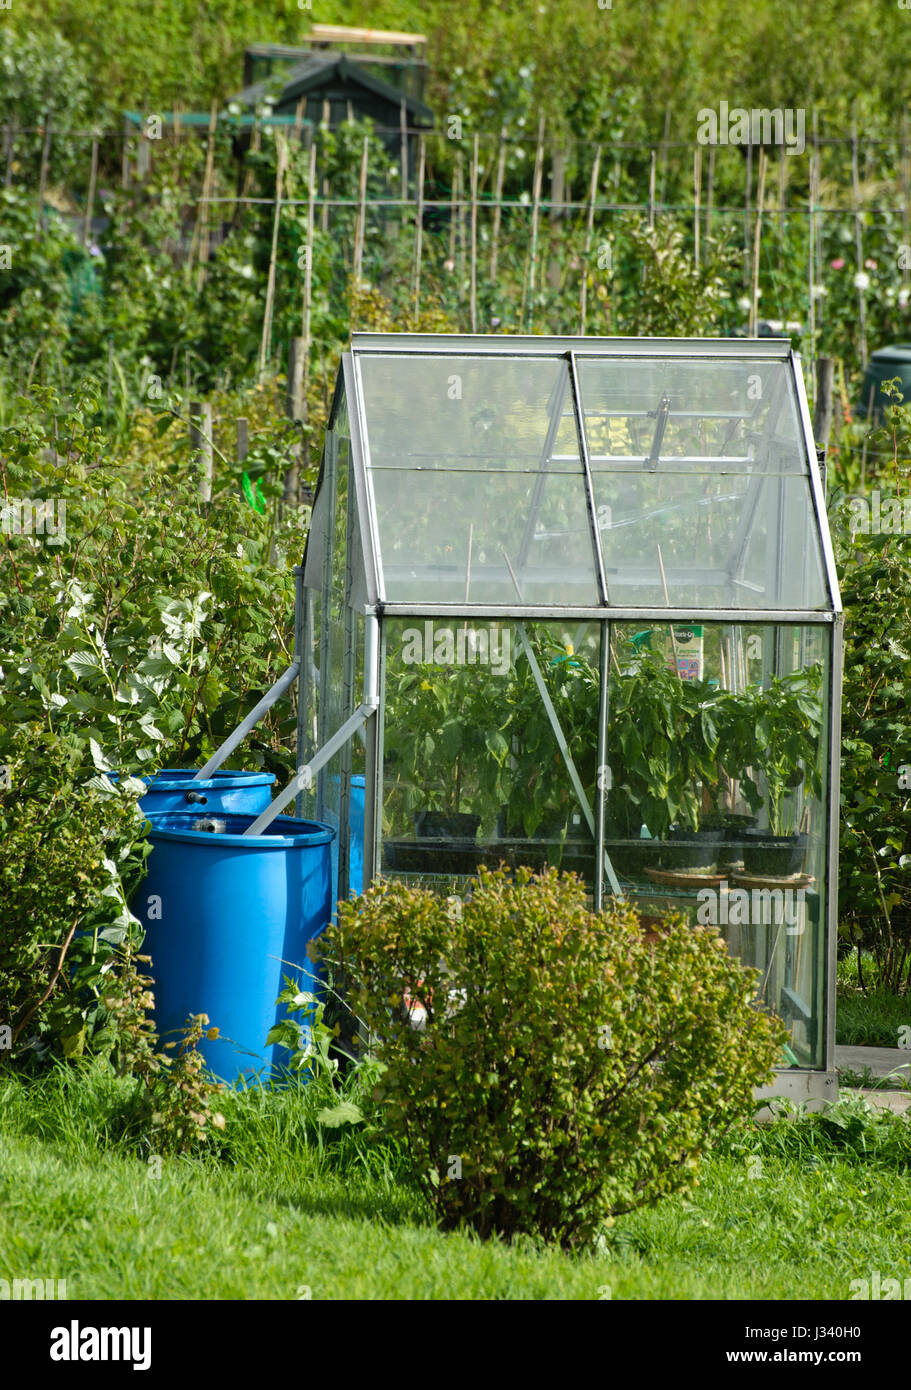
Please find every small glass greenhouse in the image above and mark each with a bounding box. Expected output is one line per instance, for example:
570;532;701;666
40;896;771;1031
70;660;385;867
284;333;842;1099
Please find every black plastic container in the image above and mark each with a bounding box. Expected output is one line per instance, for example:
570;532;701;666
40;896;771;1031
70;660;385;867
660;826;725;872
414;810;481;841
742;830;808;878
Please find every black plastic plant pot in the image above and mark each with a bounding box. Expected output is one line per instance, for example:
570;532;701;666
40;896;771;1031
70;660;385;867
390;838;482;875
414;810;481;841
717;814;759;869
741;830;808;878
661;826;725;872
606;839;662;878
497;807;585;841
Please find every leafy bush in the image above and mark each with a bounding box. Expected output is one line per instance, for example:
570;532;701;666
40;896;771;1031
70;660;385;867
836;378;911;993
0;725;150;1061
324;865;786;1250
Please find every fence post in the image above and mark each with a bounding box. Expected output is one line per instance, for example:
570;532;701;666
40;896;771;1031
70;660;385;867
83;137;99;247
813;357;834;453
190;401;214;504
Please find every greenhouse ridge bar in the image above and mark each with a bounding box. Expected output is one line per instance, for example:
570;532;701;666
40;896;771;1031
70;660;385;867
228;333;842;1103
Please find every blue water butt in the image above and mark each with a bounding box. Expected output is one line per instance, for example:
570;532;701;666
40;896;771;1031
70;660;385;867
136;768;276;816
135;811;335;1083
350;774;365;896
328;774;366;909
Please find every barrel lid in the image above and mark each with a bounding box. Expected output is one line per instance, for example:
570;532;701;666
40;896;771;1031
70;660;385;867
147;768;276;792
869;343;911;363
145;811;335;848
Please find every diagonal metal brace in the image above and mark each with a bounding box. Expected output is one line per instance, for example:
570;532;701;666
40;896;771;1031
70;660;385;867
243;700;377;836
194;659;301;781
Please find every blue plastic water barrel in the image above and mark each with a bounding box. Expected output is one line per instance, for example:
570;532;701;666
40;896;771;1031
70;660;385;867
135;811;335;1083
136;768;276;816
350;774;365;896
328;774;366;907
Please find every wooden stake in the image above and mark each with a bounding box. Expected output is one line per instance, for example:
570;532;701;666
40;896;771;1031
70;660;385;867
284;337;305;507
413;135;425;322
456;149;466;282
83;136;98;247
743;142;752;286
903;108;910;286
196;100;218;291
353;135;369;282
579;144;601;336
525;116;545;327
321;99;331;232
749;148;766;337
399;97;408;196
286;336;305;421
36;113;52;232
658;104;672;206
808;139;817;351
258;137;287;383
813;357;834;453
302;138;316;366
489;126;507;282
851;116;868;365
469;133;479;332
293;97;306;142
4;120;17;186
547;142;567;289
236;416;249;502
448;151;458;266
190;401;214;504
705;143;714;241
121;117;130;190
693;145;701;268
647;148;656;228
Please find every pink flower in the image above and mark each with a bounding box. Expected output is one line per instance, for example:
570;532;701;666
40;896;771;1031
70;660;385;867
865;258;878;269
830;258;845;270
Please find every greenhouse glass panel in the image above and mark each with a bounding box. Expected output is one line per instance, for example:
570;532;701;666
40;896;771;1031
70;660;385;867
356;353;601;605
576;356;829;611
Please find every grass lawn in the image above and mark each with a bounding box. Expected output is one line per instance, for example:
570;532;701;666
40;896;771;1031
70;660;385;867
2;1066;911;1300
836;950;911;1048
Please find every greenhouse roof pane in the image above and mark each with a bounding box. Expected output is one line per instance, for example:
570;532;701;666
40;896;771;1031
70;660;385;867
313;335;839;615
356;352;602;605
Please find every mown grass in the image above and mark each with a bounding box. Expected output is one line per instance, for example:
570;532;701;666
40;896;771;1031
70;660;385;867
2;1064;911;1300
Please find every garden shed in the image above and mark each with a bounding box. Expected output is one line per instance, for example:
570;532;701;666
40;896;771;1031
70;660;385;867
230;333;841;1100
227;52;433;159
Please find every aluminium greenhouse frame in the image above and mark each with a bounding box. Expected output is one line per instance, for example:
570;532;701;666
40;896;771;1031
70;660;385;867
204;334;843;1104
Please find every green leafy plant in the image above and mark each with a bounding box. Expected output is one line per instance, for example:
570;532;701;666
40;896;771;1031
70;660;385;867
325;864;786;1250
266;978;387;1158
836;381;911;991
0;725;151;1062
716;666;824;835
499;628;599;841
606;645;725;839
103;959;226;1156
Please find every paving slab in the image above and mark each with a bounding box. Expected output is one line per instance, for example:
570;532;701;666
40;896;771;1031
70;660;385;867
835;1045;911;1077
843;1088;911;1115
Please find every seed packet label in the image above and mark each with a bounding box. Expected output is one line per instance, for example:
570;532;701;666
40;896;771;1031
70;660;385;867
671;624;703;681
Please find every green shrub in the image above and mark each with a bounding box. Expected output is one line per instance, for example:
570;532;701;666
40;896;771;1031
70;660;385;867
324;865;786;1250
0;725;150;1061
